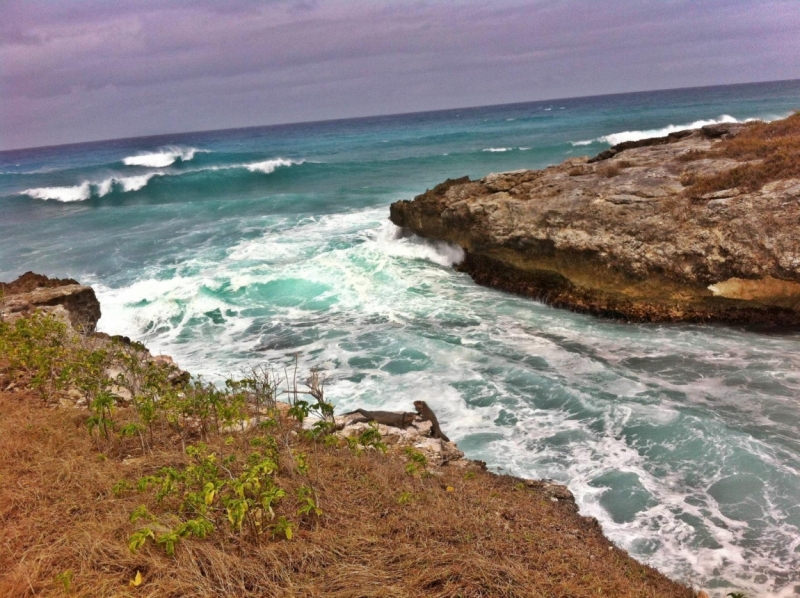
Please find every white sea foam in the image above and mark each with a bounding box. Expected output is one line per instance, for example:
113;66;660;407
23;173;160;202
22;182;92;202
482;147;511;152
245;158;302;174
571;115;758;147
117;174;155;192
22;158;300;203
91;200;800;597
122;146;204;168
373;222;464;267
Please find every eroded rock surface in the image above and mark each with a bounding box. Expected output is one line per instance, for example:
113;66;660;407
304;406;579;508
390;123;800;325
1;271;101;331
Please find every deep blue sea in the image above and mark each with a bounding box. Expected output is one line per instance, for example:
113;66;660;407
2;80;800;596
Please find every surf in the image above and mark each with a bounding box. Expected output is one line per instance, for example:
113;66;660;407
122;146;205;167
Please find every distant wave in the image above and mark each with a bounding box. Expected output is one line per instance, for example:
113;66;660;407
244;158;302;174
202;157;304;174
21;158;303;202
122;146;205;168
571;115;757;147
482;147;532;153
23;173;161;202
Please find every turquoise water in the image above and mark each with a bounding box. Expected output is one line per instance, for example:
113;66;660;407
2;80;800;597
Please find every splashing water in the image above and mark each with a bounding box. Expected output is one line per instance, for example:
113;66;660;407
3;80;800;597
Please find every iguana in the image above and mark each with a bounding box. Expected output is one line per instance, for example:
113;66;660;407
413;400;450;442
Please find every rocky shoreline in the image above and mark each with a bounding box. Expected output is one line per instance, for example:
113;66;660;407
1;272;705;597
390;116;800;325
0;271;581;507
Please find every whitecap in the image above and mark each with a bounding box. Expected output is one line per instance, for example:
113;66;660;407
482;147;511;153
571;115;761;147
374;222;464;267
22;182;92;202
245;158;302;174
118;174;156;192
122;146;204;168
23;173;160;202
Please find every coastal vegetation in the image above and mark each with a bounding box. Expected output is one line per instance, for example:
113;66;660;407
682;111;800;196
0;306;696;597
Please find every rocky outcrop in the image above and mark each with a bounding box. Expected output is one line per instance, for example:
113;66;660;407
304;404;579;507
390;121;800;325
1;272;101;331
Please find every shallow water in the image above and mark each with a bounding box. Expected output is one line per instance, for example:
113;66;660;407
2;80;800;597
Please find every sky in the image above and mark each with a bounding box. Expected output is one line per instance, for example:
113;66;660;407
1;0;799;151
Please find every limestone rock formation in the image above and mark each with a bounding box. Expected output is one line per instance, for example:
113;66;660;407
1;272;101;331
390;120;800;325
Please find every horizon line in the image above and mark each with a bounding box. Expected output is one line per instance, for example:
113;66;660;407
3;77;799;155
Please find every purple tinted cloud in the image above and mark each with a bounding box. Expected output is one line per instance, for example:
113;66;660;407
1;0;799;150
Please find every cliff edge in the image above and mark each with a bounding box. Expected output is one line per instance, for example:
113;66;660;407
390;114;800;324
0;273;697;597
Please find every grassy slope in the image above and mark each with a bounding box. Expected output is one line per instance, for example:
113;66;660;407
685;111;800;196
0;385;696;598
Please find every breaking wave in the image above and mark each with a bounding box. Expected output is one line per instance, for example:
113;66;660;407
20;157;307;202
571;115;753;147
22;182;93;202
122;147;205;168
481;147;532;153
23;174;160;202
244;158;302;174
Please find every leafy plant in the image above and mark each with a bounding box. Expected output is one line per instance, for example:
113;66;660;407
54;569;74;593
404;447;427;476
129;441;290;554
397;491;414;505
345;422;387;455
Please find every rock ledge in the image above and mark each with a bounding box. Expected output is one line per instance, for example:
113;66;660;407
390;121;800;325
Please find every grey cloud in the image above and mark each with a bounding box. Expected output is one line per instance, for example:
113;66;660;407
1;0;799;150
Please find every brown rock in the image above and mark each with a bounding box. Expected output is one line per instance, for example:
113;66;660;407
1;272;101;332
390;121;800;326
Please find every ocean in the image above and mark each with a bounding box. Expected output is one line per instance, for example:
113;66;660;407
2;79;800;597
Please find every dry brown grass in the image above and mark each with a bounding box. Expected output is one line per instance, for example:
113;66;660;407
601;164;622;178
685;111;800;196
0;386;694;598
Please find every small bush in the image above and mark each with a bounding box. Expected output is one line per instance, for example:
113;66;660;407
601;164;621;178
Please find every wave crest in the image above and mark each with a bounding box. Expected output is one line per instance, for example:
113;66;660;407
571;115;755;147
122;146;204;168
22;182;92;202
23;174;160;202
245;158;303;173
